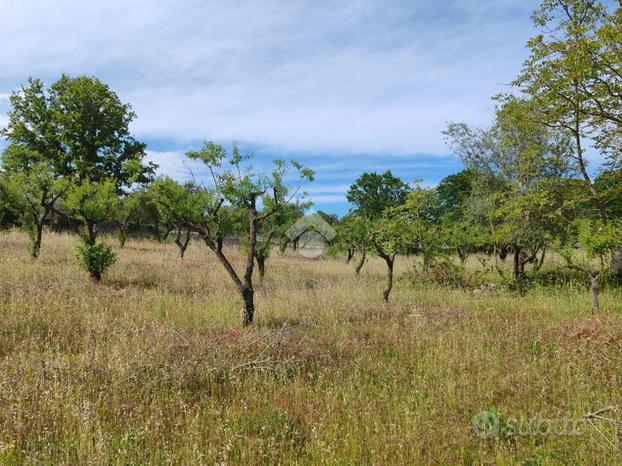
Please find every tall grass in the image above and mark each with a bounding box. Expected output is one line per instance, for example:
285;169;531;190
0;230;620;464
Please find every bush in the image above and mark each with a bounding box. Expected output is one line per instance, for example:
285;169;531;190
407;258;475;288
76;239;117;281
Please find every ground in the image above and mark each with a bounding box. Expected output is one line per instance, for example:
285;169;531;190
0;230;621;464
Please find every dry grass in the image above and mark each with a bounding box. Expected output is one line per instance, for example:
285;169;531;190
0;229;621;465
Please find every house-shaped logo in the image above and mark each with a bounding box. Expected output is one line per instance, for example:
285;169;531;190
285;213;337;258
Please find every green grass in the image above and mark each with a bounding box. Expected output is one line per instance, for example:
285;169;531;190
0;229;621;464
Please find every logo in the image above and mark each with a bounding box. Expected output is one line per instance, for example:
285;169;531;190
285;213;337;258
472;411;500;439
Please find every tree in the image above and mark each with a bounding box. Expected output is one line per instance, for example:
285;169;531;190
1;79;67;257
249;201;307;286
436;169;481;262
1;75;155;261
115;190;150;248
445;96;576;278
346;171;409;277
49;75;155;187
513;0;610;225
336;214;372;274
185;142;314;326
346;171;409;220
0;160;68;259
151;176;198;258
64;180;120;280
369;188;441;303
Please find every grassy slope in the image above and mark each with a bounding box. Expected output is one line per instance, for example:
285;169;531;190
0;230;620;465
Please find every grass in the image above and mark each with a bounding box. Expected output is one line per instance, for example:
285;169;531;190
0;229;621;464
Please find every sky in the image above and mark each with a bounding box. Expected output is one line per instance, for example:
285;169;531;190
0;0;543;215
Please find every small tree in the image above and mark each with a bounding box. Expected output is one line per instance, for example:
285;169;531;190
0;157;67;259
561;219;622;313
65;180;120;280
151;176;199;258
247;201;307;286
115;190;149;248
185;142;314;326
346;171;410;276
337;215;372;275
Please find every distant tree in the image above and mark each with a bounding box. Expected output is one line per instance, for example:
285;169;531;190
337;215;372;274
115;190;150;248
151;176;197;258
445;96;576;278
345;171;409;276
185;142;314;326
250;201;307;286
436;169;481;262
370;188;441;303
346;171;409;220
316;210;339;226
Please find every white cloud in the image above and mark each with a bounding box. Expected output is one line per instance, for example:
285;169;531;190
0;0;539;155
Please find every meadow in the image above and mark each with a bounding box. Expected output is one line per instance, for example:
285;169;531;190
0;230;621;465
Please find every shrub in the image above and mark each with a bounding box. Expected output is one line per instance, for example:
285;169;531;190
76;239;117;281
408;258;474;288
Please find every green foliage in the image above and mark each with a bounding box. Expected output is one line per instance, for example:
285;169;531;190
76;239;117;281
0;174;22;228
64;180;120;230
576;219;622;259
408;258;472;289
346;171;409;220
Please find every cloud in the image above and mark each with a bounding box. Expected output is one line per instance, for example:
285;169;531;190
0;0;538;155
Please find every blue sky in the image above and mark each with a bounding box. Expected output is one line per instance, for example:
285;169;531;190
0;0;543;215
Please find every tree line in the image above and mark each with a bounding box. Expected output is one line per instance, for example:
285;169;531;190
1;0;621;323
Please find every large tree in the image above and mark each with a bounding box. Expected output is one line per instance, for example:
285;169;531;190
513;0;613;225
1;76;155;262
346;171;409;220
445;97;576;278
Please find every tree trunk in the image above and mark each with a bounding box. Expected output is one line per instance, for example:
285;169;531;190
513;246;521;279
534;247;546;272
86;221;96;245
256;257;266;286
242;287;255;326
154;220;163;243
346;248;354;264
382;255;395;303
175;226;191;258
31;221;44;260
457;247;467;264
612;250;622;275
573;110;607;226
118;217;130;248
241;202;258;326
591;275;600;314
355;248;366;275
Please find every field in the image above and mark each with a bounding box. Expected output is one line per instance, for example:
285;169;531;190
0;230;621;465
